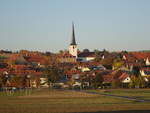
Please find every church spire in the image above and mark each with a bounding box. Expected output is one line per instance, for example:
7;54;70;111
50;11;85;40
69;22;78;58
70;22;77;45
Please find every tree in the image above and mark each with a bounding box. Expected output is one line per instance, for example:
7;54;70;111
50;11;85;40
132;66;140;77
9;75;22;88
20;75;27;88
0;73;3;89
1;74;9;87
44;66;62;88
83;49;90;53
100;57;114;69
91;72;103;89
112;80;121;88
59;50;64;54
94;49;101;62
139;76;146;88
112;60;124;70
102;49;109;56
80;73;91;89
129;75;146;88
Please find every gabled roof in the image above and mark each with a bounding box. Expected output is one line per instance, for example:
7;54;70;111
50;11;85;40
102;70;130;83
118;73;130;81
131;52;150;60
122;53;136;63
15;56;28;65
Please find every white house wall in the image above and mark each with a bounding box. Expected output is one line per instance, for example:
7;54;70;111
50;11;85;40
122;77;131;83
78;57;95;62
146;58;150;66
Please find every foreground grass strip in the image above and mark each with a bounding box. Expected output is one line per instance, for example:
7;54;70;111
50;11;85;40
0;89;150;113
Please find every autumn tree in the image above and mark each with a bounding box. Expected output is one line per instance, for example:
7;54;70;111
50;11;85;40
112;59;124;70
129;75;146;88
9;75;21;88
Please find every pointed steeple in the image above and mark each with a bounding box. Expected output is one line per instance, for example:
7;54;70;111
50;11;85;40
69;22;78;58
70;22;77;45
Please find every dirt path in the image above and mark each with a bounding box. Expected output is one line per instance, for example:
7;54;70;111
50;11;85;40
79;90;150;102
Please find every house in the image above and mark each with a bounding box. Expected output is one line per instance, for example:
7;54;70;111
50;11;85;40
94;65;106;70
130;52;150;65
40;77;49;88
57;52;76;63
78;52;95;62
140;68;150;77
118;72;131;83
28;72;44;88
65;69;81;79
53;75;69;89
146;58;150;66
122;54;136;62
71;74;82;89
81;67;90;72
102;70;131;88
102;74;113;88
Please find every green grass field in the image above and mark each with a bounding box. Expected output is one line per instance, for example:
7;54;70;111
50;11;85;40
88;89;150;100
0;89;150;113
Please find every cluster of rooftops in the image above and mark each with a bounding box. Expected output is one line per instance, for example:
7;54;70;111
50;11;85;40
0;24;150;88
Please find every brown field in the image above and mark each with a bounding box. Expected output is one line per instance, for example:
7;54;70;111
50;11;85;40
0;89;150;113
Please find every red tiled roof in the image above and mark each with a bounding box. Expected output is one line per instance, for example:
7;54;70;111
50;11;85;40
118;73;129;81
65;70;81;76
77;62;100;67
123;53;136;63
0;68;8;72
58;52;75;58
103;70;129;83
14;65;27;70
131;52;150;60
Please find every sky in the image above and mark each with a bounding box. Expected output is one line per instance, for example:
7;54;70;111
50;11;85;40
0;0;150;53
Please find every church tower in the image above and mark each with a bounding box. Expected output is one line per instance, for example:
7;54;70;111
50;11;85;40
69;23;78;58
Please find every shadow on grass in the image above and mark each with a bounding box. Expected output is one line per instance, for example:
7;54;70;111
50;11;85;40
73;110;150;113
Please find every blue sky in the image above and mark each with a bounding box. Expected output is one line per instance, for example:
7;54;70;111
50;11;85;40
0;0;150;52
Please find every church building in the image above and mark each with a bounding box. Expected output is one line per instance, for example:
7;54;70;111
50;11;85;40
58;23;96;63
69;23;78;58
57;23;77;63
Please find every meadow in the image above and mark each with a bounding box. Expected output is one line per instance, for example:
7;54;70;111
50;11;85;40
0;88;150;113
